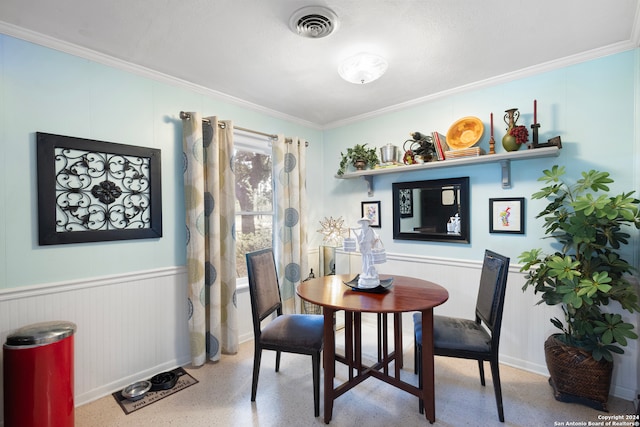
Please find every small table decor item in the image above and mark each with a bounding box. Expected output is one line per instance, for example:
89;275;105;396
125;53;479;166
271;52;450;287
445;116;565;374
343;217;387;289
343;274;393;293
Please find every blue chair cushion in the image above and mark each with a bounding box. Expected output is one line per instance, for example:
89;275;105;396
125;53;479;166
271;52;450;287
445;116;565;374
414;313;491;353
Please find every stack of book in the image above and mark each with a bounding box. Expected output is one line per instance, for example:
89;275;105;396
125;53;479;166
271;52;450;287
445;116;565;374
444;146;485;159
431;131;448;161
431;130;486;160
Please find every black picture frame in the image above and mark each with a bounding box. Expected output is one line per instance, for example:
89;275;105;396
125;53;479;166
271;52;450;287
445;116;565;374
489;197;525;234
36;132;162;245
361;201;381;228
392;177;469;243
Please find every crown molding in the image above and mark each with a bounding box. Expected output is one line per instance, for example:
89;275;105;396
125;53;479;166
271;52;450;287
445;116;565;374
1;20;637;132
0;21;322;131
632;2;640;47
324;40;638;129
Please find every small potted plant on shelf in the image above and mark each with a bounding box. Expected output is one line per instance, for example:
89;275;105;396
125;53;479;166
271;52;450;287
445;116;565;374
518;165;640;411
337;143;379;176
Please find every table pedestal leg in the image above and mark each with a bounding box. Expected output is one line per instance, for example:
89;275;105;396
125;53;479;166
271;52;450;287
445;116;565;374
421;309;435;423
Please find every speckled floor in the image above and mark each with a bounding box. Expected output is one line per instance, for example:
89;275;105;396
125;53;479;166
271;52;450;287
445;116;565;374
76;322;637;427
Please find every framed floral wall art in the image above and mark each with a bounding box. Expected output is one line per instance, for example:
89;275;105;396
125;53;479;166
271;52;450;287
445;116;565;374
361;201;381;228
489;197;525;234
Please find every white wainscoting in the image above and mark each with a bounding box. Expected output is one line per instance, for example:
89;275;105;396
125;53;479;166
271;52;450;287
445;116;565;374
328;249;639;402
0;252;636;423
0;267;191;419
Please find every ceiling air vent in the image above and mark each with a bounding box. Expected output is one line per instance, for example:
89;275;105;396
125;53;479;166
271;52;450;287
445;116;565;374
289;6;339;39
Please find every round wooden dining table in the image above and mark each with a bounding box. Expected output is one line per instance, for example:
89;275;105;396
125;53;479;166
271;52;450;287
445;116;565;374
297;274;449;424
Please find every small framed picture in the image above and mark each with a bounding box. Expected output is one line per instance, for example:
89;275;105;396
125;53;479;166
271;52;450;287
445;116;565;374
361;201;381;228
489;197;525;234
398;188;413;218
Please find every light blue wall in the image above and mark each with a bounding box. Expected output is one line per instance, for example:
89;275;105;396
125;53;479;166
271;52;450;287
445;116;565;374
0;34;321;289
317;49;640;266
1;33;638;289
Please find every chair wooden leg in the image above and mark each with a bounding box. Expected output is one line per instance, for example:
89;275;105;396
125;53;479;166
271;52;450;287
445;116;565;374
414;336;418;374
251;346;262;401
275;350;281;372
490;358;505;422
415;342;424;414
477;360;486;386
312;351;320;417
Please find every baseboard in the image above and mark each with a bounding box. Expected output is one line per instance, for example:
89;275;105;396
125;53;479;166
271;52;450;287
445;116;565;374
609;384;638;402
500;355;638;402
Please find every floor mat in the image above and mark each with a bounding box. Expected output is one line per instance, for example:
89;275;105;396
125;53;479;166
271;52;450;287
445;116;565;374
112;367;198;415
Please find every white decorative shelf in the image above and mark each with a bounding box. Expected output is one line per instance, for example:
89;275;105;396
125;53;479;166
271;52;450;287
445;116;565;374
335;146;561;196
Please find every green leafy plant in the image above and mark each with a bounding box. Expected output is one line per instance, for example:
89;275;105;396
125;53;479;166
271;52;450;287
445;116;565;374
518;165;640;361
336;143;379;176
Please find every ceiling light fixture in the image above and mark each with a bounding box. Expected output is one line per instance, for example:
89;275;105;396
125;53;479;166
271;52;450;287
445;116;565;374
338;53;388;84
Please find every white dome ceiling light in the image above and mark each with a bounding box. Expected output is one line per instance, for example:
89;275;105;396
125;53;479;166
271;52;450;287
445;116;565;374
338;53;388;84
289;6;339;39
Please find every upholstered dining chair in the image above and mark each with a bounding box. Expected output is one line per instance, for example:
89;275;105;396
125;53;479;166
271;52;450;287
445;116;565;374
246;248;324;417
414;249;510;422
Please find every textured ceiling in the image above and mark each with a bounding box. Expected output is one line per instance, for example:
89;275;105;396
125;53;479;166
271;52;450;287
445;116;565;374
1;0;639;127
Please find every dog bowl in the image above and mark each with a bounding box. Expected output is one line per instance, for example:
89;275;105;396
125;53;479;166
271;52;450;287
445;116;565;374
149;371;178;391
121;380;152;401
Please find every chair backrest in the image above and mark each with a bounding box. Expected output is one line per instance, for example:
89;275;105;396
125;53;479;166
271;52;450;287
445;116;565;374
246;249;282;333
475;250;510;336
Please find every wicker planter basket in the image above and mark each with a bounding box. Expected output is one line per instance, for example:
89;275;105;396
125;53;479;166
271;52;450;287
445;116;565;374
544;335;613;411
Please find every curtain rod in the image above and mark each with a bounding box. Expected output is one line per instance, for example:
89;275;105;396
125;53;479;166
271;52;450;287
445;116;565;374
180;111;308;146
180;111;278;140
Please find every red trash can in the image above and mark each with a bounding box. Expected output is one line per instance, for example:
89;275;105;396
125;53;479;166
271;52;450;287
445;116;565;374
3;321;76;427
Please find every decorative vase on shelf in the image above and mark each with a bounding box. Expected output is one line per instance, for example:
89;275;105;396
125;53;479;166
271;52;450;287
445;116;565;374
502;108;521;152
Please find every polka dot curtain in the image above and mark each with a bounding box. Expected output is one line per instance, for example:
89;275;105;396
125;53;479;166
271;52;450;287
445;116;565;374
273;136;309;314
182;113;238;366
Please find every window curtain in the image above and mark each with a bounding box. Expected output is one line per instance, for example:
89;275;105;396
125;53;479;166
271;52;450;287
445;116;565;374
182;112;238;366
273;136;309;314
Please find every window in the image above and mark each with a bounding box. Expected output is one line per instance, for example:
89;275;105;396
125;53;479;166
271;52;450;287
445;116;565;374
234;132;273;279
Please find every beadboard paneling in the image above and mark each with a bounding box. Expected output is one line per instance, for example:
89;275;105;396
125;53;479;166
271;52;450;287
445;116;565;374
0;267;191;417
333;249;638;401
1;253;636;424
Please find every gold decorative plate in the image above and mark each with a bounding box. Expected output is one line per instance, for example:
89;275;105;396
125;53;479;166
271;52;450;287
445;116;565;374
446;116;484;150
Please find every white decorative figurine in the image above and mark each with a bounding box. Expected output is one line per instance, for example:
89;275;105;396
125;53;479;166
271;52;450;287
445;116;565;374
345;217;384;288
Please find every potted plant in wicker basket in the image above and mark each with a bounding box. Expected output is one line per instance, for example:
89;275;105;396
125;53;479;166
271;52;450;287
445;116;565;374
336;143;379;176
518;165;640;411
